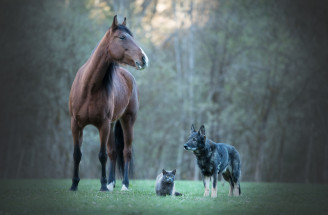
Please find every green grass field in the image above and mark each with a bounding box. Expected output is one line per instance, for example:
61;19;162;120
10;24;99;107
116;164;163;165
0;179;327;215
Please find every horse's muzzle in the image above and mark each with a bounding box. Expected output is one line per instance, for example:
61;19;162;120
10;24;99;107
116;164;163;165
135;56;148;70
135;49;148;70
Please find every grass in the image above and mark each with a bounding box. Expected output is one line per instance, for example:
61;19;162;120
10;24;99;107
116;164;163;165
0;179;327;215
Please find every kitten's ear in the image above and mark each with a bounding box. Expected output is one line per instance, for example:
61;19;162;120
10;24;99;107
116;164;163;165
172;169;176;175
162;169;167;175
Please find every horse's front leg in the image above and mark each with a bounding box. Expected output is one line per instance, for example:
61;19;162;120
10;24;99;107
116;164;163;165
98;121;110;191
120;115;136;191
70;119;83;191
107;123;116;191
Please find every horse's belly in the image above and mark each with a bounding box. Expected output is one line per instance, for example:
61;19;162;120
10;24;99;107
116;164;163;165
88;105;108;124
72;99;110;128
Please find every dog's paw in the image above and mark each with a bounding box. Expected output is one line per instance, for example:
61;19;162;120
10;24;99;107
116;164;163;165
233;187;240;196
203;189;210;197
211;188;217;198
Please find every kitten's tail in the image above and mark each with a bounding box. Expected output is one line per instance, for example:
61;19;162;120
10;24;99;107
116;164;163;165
174;192;182;196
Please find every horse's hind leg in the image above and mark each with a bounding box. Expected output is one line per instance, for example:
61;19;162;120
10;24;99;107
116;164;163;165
70;119;83;191
98;122;110;191
107;123;116;191
120;114;136;191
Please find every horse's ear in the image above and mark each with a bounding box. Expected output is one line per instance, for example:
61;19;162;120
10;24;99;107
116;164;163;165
122;17;126;26
111;15;118;29
191;124;196;133
199;125;205;137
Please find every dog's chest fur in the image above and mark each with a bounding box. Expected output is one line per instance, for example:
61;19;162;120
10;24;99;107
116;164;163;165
193;142;229;176
194;146;219;176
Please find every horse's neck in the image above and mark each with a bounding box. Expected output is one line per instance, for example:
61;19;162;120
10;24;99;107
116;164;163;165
82;33;114;90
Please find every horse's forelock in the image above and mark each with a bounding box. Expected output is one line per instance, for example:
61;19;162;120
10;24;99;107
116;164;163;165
111;24;133;37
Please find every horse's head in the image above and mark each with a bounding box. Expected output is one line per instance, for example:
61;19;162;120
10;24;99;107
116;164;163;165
107;15;148;70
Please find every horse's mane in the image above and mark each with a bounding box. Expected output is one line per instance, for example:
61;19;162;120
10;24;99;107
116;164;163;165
103;62;118;94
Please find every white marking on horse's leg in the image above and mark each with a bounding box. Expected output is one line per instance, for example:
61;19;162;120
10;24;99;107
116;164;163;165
203;176;210;197
121;184;129;191
107;182;114;191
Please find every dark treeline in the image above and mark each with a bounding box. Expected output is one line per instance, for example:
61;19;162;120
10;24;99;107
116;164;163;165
0;0;327;183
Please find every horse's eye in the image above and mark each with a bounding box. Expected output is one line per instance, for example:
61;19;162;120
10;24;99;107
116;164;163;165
119;35;126;40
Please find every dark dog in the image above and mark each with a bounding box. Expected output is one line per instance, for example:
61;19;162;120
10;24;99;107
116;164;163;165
184;125;241;197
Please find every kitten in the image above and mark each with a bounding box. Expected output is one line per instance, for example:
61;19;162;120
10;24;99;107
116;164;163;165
155;169;182;196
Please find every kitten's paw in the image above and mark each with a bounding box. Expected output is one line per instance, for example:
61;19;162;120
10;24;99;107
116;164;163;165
121;185;129;191
107;182;115;191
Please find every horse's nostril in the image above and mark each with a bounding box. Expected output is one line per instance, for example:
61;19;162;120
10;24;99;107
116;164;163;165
141;56;146;64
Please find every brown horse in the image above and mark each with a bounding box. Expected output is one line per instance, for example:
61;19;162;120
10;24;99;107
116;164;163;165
69;15;148;191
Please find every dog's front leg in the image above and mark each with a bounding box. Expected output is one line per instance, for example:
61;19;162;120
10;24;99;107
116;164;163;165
203;176;210;197
211;173;218;198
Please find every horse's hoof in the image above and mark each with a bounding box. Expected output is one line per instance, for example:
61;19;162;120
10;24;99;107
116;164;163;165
107;182;115;191
70;186;78;191
100;186;109;192
121;185;129;191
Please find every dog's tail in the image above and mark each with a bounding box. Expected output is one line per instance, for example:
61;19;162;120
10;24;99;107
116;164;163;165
115;121;134;177
238;181;241;195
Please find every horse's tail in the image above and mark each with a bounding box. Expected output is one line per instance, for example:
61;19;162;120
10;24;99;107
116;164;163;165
114;121;134;177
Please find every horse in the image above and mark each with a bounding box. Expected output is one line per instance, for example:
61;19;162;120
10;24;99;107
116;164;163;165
69;15;148;191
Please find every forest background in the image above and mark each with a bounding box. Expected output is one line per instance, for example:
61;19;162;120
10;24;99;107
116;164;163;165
1;0;328;183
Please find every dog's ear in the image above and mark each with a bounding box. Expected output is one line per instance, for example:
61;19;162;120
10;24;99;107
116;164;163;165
199;125;206;137
191;124;196;133
162;169;167;175
172;169;176;175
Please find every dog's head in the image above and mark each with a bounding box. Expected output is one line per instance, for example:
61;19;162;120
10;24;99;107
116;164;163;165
184;124;206;151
